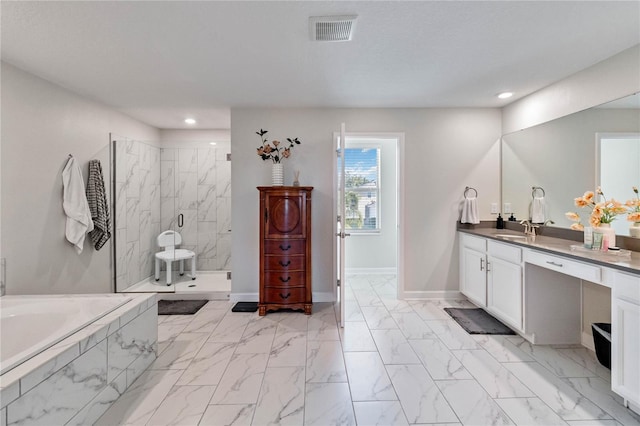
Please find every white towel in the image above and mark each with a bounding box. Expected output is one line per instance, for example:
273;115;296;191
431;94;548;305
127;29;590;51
62;157;94;253
531;196;546;223
461;197;480;224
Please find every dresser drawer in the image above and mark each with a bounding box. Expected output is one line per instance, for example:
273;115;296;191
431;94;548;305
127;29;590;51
264;239;305;255
264;271;306;287
265;255;305;271
525;249;601;282
264;287;306;304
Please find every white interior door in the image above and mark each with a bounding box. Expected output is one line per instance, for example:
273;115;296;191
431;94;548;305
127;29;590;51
336;123;349;327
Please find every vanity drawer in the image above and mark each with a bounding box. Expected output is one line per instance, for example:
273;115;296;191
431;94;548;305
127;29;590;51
461;233;487;252
525;250;601;282
488;240;521;263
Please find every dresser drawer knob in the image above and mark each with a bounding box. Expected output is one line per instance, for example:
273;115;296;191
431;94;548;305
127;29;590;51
279;244;292;251
279;276;291;283
279;260;291;267
280;292;291;299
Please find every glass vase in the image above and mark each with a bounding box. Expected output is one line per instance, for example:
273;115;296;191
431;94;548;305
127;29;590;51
596;223;616;248
630;222;640;239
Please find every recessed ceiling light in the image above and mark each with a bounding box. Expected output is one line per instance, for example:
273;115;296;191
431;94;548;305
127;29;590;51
497;92;513;99
209;142;217;146
184;118;196;125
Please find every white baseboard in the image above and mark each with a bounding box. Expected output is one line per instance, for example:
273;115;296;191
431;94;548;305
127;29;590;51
230;293;258;303
581;331;596;352
401;290;463;300
346;267;397;275
157;292;230;301
230;292;335;303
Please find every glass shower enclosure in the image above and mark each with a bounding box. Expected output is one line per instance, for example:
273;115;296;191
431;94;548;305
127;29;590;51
111;134;231;293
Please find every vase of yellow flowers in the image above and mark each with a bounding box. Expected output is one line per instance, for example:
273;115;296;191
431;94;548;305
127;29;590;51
566;187;628;247
627;187;640;238
256;129;301;186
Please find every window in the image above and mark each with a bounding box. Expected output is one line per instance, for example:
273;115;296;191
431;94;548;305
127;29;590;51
344;145;381;232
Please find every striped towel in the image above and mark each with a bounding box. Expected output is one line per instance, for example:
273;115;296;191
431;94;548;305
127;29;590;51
86;159;111;250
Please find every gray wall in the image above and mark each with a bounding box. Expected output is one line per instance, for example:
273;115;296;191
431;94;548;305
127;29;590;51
230;108;502;300
1;62;159;294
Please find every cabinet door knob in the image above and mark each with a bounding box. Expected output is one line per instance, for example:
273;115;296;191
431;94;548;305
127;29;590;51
279;244;291;251
280;292;291;299
279;276;291;283
279;260;291;267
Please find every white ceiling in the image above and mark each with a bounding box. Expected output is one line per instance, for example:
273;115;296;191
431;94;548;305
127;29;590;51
2;1;639;130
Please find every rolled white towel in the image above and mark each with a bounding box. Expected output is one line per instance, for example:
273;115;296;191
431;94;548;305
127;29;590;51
461;198;480;224
531;196;546;223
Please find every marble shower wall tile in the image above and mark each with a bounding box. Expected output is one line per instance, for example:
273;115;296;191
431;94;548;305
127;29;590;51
216;158;231;198
196;221;217;260
197;148;216;184
179;148;198;174
178;172;198;210
216;197;232;234
139;143;151;171
216;233;232;270
197;185;217;222
125;153;139;198
160;161;175;198
114;142;127;184
126;198;140;242
115;183;126;230
126;242;140;286
160;148;175;162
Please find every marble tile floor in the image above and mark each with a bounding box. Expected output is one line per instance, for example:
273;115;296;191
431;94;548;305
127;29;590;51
124;272;231;296
96;274;640;425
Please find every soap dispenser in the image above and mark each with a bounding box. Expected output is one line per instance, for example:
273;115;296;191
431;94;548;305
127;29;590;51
508;214;516;221
496;213;504;229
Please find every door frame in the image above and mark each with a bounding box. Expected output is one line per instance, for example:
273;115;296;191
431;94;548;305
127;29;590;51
332;131;405;303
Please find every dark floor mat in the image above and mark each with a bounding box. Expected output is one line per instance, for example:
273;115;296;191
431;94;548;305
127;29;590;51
158;300;208;315
444;308;516;335
232;302;258;312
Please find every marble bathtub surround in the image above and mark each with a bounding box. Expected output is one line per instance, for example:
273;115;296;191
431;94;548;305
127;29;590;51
92;275;639;426
1;294;157;426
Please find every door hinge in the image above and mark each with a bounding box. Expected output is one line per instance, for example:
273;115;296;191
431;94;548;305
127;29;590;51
336;148;342;157
337;215;341;223
337;278;341;287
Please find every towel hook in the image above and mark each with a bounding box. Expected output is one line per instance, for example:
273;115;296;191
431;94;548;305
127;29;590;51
532;186;545;198
464;186;478;199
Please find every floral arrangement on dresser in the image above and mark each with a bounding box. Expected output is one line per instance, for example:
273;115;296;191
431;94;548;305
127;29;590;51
255;129;301;163
566;186;640;232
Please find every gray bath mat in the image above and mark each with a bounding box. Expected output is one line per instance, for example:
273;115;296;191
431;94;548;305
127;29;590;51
444;308;516;335
158;300;208;315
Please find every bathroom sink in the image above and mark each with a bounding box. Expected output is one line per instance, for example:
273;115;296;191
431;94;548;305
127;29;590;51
494;234;527;240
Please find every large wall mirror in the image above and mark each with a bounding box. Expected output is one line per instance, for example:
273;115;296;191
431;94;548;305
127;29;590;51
502;93;640;236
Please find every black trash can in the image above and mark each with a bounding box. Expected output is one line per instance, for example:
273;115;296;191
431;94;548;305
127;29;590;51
592;323;611;369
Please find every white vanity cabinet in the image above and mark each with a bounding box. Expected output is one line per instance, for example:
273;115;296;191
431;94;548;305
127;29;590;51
612;271;640;407
487;240;523;330
459;233;488;307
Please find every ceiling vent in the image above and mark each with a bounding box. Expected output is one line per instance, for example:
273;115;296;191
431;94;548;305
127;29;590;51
309;15;357;42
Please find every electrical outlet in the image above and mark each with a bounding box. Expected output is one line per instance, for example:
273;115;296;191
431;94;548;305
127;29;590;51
504;203;512;213
490;203;499;214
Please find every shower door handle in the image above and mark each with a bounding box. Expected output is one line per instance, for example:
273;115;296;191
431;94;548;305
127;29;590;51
178;213;184;228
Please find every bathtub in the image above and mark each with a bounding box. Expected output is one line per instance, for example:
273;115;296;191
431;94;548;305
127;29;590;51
0;295;131;375
0;293;157;426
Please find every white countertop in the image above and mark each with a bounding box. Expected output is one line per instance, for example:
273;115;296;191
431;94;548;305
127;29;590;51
459;228;640;275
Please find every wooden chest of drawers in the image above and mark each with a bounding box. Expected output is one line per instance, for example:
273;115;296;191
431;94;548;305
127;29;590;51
258;186;313;316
